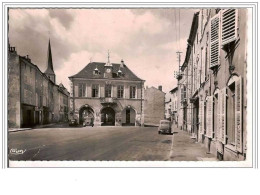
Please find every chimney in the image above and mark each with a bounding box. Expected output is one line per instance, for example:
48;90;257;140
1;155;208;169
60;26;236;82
120;59;124;68
158;85;162;91
26;55;31;63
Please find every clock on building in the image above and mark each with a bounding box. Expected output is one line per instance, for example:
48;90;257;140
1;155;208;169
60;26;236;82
106;68;111;73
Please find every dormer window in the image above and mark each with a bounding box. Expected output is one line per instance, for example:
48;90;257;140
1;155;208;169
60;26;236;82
117;69;122;76
93;67;100;75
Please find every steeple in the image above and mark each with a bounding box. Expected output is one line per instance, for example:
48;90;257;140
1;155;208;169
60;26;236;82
44;38;56;83
105;50;112;67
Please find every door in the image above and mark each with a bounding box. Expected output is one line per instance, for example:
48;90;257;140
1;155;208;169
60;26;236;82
126;109;130;124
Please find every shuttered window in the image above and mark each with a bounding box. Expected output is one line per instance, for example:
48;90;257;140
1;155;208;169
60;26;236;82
235;76;243;153
221;9;238;46
210;13;220;68
206;96;213;138
199;100;204;134
218;88;227;144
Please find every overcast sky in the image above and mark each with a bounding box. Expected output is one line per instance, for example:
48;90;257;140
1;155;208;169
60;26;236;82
8;8;197;97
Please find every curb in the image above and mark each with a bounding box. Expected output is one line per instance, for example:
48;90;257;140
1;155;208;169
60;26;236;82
9;128;32;133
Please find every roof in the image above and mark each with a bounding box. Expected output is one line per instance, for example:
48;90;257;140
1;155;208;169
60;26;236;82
44;39;55;75
145;86;166;94
170;86;178;93
69;62;144;81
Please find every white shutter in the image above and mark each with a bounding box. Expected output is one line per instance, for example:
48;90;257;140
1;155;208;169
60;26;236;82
221;9;238;46
214;95;219;140
201;48;205;83
75;85;78;97
235;76;243;153
199;100;204;134
210;13;220;68
207;96;213;138
218;88;227;144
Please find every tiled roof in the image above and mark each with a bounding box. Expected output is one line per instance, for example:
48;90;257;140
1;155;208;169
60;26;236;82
69;62;144;81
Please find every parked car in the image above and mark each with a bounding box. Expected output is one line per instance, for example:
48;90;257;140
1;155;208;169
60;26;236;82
69;112;78;126
83;116;94;127
69;118;78;126
158;120;172;134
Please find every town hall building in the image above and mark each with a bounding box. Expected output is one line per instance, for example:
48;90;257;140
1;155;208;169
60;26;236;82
69;53;145;126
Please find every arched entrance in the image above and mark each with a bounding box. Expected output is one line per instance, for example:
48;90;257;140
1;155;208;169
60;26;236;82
121;106;136;126
79;105;94;125
101;107;115;126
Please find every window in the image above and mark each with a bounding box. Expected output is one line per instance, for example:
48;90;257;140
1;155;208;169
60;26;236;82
92;84;99;98
221;9;237;46
210;12;220;68
117;85;124;98
227;82;236;145
105;84;112;98
78;83;86;97
130;86;136;99
93;68;100;75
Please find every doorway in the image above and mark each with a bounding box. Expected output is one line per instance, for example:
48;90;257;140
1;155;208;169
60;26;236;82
101;107;115;126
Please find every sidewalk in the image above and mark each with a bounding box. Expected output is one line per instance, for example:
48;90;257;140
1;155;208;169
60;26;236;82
169;124;218;161
9;123;59;133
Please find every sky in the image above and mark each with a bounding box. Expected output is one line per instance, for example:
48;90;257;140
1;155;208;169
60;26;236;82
8;8;197;98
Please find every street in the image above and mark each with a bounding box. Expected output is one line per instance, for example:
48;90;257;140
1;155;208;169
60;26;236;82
9;124;216;161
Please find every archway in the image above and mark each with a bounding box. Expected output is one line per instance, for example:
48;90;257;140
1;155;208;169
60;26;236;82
121;106;136;126
79;105;94;125
101;107;115;126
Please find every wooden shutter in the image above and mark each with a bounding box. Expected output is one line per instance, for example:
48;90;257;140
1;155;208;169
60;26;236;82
221;9;238;46
201;48;205;83
218;88;227;144
199;100;204;134
75;85;78;97
210;13;220;68
207;96;213;138
235;76;243;153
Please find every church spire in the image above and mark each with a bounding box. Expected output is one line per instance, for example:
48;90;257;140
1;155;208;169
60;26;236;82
44;38;56;83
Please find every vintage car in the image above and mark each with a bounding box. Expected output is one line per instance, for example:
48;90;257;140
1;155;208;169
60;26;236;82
158;120;172;134
83;116;94;127
68;112;78;126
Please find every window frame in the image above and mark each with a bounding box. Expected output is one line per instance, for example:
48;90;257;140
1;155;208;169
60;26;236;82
130;85;137;99
92;84;99;98
117;85;124;99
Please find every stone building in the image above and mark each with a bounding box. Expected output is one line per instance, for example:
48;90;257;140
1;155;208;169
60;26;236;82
69;54;145;126
177;9;248;161
143;86;165;126
8;40;70;128
169;86;178;124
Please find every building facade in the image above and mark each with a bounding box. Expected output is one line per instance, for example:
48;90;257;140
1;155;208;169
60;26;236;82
8;40;70;128
169;87;178;124
144;86;165;126
69;55;145;126
177;8;248;161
